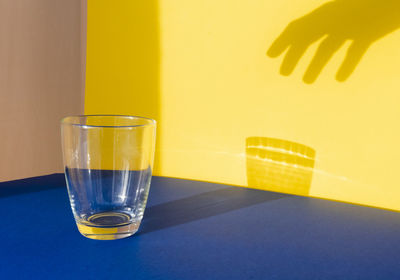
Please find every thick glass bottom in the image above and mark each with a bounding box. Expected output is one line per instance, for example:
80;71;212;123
76;211;140;240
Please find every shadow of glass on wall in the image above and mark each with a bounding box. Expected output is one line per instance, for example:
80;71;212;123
267;0;400;83
246;137;316;196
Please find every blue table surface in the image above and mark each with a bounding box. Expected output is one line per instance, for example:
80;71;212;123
1;174;400;280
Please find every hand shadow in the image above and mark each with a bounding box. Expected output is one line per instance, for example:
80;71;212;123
267;0;400;83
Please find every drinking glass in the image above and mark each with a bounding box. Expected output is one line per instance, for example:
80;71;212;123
61;115;156;240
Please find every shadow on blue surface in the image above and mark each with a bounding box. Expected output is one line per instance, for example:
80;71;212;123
0;174;65;198
139;187;289;235
0;174;289;235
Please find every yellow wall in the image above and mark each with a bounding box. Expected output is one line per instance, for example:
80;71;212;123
84;0;161;172
85;0;400;211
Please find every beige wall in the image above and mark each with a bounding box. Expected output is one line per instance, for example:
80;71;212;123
0;0;86;181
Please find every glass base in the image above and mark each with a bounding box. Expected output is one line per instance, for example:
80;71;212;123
76;211;140;240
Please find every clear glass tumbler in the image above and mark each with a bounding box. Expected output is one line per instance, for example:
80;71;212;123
61;115;156;240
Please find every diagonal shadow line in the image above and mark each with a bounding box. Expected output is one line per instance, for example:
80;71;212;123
138;187;289;235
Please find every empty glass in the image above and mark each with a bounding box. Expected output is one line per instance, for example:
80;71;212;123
61;115;156;240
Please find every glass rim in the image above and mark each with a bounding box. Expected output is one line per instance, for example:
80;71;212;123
61;114;156;128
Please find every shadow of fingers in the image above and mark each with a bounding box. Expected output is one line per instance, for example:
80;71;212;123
280;44;309;76
303;36;345;84
336;40;371;82
267;28;292;58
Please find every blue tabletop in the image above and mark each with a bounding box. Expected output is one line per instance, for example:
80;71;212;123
1;174;400;279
